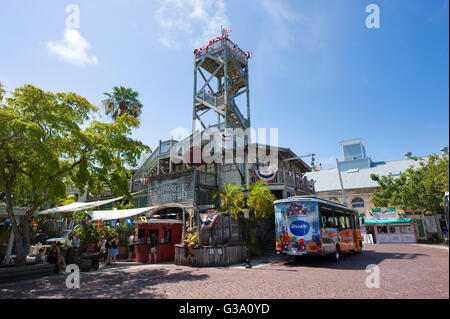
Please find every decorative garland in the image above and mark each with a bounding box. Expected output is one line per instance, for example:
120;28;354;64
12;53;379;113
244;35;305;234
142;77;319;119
135;178;149;185
221;130;233;142
194;29;253;59
253;169;279;183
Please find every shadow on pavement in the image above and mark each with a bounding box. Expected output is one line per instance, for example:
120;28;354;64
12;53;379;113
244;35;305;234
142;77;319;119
0;267;209;299
280;250;428;271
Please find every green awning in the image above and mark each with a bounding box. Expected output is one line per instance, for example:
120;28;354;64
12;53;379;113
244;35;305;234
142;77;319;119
364;218;412;224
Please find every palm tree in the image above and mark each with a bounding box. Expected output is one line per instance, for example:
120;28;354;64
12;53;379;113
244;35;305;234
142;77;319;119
102;86;143;122
212;181;275;220
212;183;243;219
247;180;276;219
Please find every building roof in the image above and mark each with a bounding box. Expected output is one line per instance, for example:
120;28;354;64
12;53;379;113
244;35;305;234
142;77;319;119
305;158;421;192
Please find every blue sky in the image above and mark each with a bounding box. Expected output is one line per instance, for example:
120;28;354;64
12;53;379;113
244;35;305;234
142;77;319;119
0;0;448;168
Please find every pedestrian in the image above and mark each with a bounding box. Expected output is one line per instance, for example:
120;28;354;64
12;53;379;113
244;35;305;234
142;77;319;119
48;242;65;274
98;235;107;262
128;233;135;262
107;233;119;265
71;234;80;248
148;232;158;264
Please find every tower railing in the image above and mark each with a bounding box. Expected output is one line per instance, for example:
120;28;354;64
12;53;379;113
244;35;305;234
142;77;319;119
195;38;248;65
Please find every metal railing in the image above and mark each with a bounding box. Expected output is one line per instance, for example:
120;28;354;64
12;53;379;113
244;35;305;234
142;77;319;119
197;90;225;108
250;169;314;193
195;38;248;65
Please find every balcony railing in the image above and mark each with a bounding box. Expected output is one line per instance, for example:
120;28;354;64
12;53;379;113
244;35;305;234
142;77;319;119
250;169;314;193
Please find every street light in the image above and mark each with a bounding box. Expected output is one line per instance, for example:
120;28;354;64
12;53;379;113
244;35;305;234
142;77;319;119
242;186;252;269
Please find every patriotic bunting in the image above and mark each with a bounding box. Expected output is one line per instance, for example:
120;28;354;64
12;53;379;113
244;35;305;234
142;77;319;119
140;216;147;223
126;218;133;226
253;169;279;183
308;180;315;192
135;178;149;185
68;219;76;230
194;30;253;59
200;214;220;230
110;219;117;228
82;220;89;229
221;130;233;142
96;220;102;229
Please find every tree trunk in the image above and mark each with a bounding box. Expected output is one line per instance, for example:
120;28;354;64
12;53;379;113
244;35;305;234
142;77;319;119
10;216;31;266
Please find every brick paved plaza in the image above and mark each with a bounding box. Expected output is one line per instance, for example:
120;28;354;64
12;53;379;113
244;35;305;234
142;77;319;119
0;244;448;299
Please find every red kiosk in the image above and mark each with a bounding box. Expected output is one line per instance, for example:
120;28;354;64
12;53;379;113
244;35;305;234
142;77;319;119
135;219;183;263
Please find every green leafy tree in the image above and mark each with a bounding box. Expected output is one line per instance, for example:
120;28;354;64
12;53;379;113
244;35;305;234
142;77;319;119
102;86;143;122
0;84;149;265
371;154;449;239
0;82;5;101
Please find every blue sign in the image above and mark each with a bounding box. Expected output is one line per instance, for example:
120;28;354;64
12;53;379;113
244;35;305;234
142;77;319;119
290;220;310;237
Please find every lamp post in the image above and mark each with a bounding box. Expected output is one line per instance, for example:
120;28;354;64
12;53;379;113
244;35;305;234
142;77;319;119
242;186;252;269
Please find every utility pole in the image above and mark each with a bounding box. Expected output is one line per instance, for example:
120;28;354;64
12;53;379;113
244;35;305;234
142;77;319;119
336;158;347;205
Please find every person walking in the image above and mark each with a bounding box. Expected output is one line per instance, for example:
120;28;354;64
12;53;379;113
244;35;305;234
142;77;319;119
148;232;158;264
128;233;135;262
48;242;65;274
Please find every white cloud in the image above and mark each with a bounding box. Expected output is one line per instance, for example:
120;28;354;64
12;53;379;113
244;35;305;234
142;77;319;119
155;0;230;49
260;0;299;48
47;29;98;67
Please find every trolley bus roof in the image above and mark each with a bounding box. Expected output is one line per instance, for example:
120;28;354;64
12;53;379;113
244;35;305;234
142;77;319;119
274;195;355;213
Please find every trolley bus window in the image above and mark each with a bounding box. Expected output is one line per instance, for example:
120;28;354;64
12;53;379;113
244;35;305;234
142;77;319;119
320;208;336;228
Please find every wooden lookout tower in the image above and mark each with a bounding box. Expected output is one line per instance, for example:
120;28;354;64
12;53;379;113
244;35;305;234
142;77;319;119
193;28;251;133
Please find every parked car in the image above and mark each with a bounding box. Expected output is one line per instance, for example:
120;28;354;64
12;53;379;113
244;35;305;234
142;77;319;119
46;226;79;245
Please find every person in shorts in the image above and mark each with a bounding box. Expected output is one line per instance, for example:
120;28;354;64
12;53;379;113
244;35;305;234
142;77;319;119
108;233;119;265
148;232;158;264
128;234;135;261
